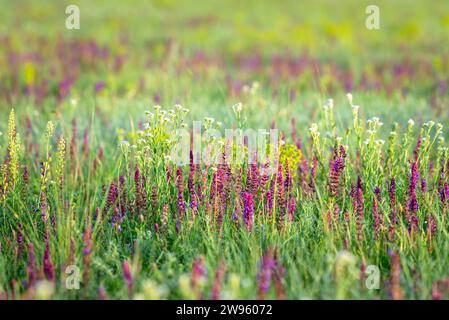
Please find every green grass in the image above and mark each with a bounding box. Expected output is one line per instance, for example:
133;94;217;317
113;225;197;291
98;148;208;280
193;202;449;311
0;0;449;300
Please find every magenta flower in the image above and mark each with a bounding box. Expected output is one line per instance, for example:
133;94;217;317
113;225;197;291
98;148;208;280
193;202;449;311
176;168;186;216
243;192;254;231
27;243;37;287
428;215;437;237
122;260;133;297
257;249;276;299
276;165;286;222
333;203;340;223
83;222;92;256
23;165;29;185
134;165;147;213
43;231;55;281
151;185;158;210
211;259;226;300
94;81;106;93
247;153;260;195
266;190;273;216
408;162;419;214
374;187;382;201
284;160;292;197
190;193;198;215
373;197;382;238
187;150;195;194
389;178;397;238
441;182;449;203
107;182;118;209
289;197;296;221
329;147;345;197
58;78;72;100
191;256;207;298
421;178;427;194
356;177;364;240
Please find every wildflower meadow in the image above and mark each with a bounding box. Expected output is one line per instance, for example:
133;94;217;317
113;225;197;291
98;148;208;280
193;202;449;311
1;0;449;301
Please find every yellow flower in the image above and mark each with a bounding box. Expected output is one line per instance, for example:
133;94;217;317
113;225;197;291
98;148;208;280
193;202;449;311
24;62;36;85
35;281;55;300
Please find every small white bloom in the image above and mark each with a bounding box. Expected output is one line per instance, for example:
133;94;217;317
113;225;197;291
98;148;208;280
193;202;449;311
70;98;78;106
346;93;353;105
425;121;435;128
232;103;243;113
408;119;415;127
309;123;319;133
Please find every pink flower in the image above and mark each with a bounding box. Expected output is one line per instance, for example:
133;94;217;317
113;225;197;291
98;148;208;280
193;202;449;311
122;260;133;297
243;192;254;231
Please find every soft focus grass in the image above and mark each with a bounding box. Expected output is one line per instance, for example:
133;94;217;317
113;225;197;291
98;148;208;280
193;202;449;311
0;0;449;300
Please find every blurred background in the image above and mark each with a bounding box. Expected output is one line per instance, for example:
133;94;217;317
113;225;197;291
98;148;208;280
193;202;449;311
0;0;448;132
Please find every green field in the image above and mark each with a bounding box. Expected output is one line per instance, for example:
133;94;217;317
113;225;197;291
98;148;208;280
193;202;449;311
1;0;449;300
